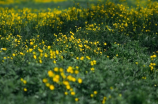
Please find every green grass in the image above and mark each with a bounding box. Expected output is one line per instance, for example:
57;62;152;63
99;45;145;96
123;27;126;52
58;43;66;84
0;0;158;104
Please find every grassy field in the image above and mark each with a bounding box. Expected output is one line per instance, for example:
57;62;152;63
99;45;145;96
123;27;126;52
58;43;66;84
0;0;158;104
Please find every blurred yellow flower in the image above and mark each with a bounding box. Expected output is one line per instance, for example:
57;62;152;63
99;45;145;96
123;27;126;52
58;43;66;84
24;88;27;92
54;67;59;72
104;42;107;45
94;91;97;94
78;78;82;84
75;98;79;101
43;78;48;83
49;85;55;90
65;92;68;95
90;94;94;97
71;91;75;95
48;70;54;77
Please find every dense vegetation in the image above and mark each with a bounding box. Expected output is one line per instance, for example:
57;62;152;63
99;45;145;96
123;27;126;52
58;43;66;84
0;0;158;104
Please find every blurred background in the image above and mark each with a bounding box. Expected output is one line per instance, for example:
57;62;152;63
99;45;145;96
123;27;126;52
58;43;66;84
0;0;156;10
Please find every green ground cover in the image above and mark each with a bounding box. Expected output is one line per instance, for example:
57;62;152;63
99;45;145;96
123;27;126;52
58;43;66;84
0;0;158;104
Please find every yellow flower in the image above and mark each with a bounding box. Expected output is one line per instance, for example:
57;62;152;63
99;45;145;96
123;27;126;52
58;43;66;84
94;91;97;94
1;48;7;51
20;78;23;82
72;77;76;82
33;55;36;59
12;53;16;57
76;57;79;60
71;91;75;95
44;53;48;57
70;88;73;91
39;59;42;63
46;83;50;87
76;66;79;69
23;80;27;84
75;70;79;74
91;67;95;71
65;92;68;95
78;78;82;84
43;78;48;83
56;50;59;54
54;67;59;72
24;88;27;92
48;70;54;77
93;60;96;65
104;42;107;45
63;81;69;86
153;63;156;66
47;46;51;49
53;60;56;64
86;56;91;60
90;94;94;97
53;75;60;83
135;62;138;65
91;61;94;66
59;68;63;72
30;42;34;45
67;66;73;73
66;85;71;90
153;55;157;58
49;85;55;90
80;56;84;60
75;98;79;102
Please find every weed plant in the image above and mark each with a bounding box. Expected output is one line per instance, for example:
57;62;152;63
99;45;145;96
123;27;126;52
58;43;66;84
0;0;158;104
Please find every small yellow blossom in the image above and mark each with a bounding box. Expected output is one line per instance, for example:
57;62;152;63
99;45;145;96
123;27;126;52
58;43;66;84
91;67;95;71
47;46;51;49
43;78;48;83
48;70;54;77
65;92;68;95
66;85;71;90
1;48;7;51
80;56;84;60
90;94;94;97
20;78;23;82
71;91;75;95
33;55;36;59
94;91;97;94
59;68;63;72
24;88;27;92
23;80;27;84
53;60;56;64
12;53;16;57
30;42;34;45
39;59;42;63
75;98;79;101
75;70;79;74
78;78;82;84
46;83;50;87
76;66;79;69
49;85;55;90
54;67;59;72
104;42;107;45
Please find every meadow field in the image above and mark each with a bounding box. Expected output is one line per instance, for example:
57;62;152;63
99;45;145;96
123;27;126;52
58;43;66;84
0;0;158;104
